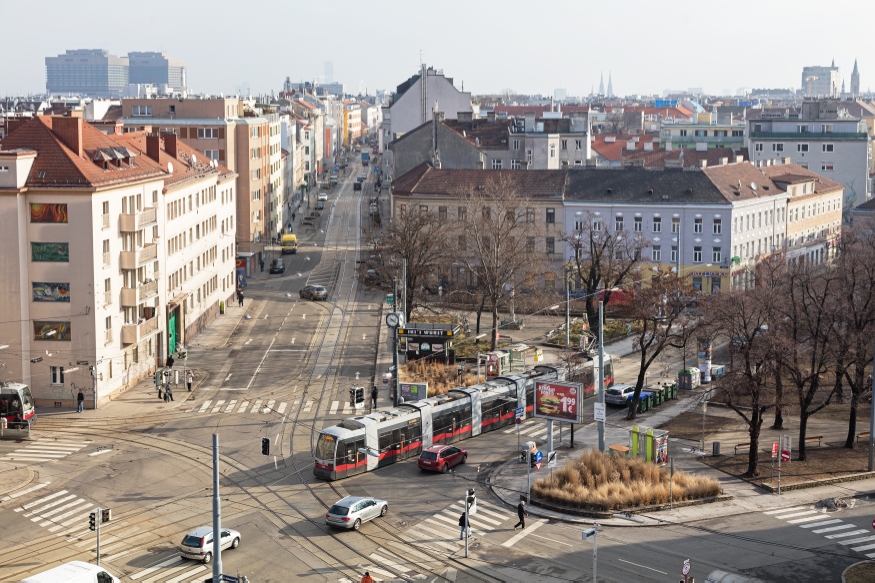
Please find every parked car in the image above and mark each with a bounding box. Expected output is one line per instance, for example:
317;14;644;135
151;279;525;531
302;213;315;226
318;192;328;201
325;496;388;530
418;445;467;473
269;258;285;274
299;285;328;300
178;526;240;564
604;383;636;406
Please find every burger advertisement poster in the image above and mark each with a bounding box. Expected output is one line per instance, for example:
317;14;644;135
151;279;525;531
534;381;582;423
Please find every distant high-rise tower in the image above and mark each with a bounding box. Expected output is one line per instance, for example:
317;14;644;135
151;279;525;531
607;72;614;97
598;72;604;96
852;59;860;97
324;61;334;83
128;51;186;91
45;49;129;97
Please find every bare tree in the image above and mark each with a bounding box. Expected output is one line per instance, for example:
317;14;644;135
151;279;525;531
453;176;551;351
625;275;700;420
364;206;451;322
563;210;647;340
605;112;628;134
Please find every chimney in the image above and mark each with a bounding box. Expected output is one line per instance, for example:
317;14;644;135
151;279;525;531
146;134;161;162
525;112;535;132
435;111;446;123
487;111;496;122
162;132;178;159
457;111;473;122
52;117;83;158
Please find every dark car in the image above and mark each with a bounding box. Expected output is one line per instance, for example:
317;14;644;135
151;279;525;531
299;285;328;300
418;445;467;473
353;182;362;191
269;259;285;274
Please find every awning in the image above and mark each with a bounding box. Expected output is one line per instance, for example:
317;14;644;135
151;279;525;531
167;292;189;309
236;251;256;258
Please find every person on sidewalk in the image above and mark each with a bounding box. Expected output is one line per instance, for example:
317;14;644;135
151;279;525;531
164;382;174;402
458;511;471;540
77;389;85;413
371;386;378;409
237;290;244;307
187;371;194;392
513;499;528;530
158;379;163;400
360;572;373;583
259;258;265;272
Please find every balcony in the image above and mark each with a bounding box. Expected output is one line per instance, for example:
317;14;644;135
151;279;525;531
138;207;157;227
121;315;158;345
119;213;136;232
121;280;159;307
119;244;158;270
749;131;868;140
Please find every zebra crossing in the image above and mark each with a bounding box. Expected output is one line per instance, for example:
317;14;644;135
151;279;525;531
403;497;522;553
763;506;875;557
127;555;212;583
187;398;360;417
336;546;434;582
0;438;91;464
11;487;97;537
502;421;561;442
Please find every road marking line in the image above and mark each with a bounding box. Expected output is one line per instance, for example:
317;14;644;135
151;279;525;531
21;492;72;513
45;504;93;527
788;515;828;524
501;519;548;547
246;337;276;391
342;402;352;415
165;565;207;583
529;533;574;546
774;510;818;519
34;498;87;519
266;399;276;413
303;400;313;412
811;524;853;533
198;401;212;413
417;522;457;541
850;542;875;552
130;555;183;580
764;506;809;515
826;529;869;539
277;402;287;415
250;399;263;414
237;401;250;413
403;529;456;551
361;566;394;579
225;400;238;412
102;548;135;562
87;449;112;457
210;400;226;413
58;509;97;527
140;563;191;583
369;552;415;575
618;558;668;575
330;400;339;414
841;536;875;546
446;506;501;526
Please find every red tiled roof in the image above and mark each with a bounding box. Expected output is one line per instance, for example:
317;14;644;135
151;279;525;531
114;132;235;189
1;116;165;188
759;163;843;194
591;135;660;161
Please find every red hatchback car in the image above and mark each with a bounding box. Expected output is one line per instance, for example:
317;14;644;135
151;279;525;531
418;445;467;473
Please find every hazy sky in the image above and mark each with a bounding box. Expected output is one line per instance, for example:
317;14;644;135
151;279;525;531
3;0;872;98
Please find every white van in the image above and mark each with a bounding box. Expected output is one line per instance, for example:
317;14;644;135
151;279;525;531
20;561;119;583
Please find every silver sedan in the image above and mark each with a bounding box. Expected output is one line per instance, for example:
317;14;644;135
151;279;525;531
178;526;241;563
325;496;388;530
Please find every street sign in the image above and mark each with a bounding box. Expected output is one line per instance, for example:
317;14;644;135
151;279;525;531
872;518;875;530
516;417;522;425
534;380;582;423
771;442;779;458
781;450;790;462
515;406;525;419
535;462;542;472
547;451;557;468
581;526;597;541
533;450;543;463
682;560;691;576
594;402;606;422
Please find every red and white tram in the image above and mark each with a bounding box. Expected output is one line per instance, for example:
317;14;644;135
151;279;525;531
314;358;614;480
1;382;37;426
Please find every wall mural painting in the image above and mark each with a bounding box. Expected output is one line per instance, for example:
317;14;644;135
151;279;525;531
33;321;71;341
31;242;69;262
32;282;70;302
30;203;68;223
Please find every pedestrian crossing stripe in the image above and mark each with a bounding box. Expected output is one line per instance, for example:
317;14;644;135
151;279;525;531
0;440;91;463
8;488;95;535
763;508;875;558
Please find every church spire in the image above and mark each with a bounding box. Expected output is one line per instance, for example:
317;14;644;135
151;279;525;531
598;72;604;96
607;72;613;97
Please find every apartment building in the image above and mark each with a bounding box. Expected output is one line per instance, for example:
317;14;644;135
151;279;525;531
342;102;362;146
660;111;746;150
120;98;270;254
45;49;129;97
747;100;871;211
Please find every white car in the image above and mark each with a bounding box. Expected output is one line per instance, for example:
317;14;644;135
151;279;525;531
317;193;328;202
178;526;241;563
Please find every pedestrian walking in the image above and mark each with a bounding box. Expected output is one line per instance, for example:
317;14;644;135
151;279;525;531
513;499;528;530
259;258;265;272
164;382;174;402
166;355;175;369
292;212;296;222
158;378;164;400
237;290;244;307
360;572;374;583
186;371;194;392
77;388;85;413
371;386;378;409
458;511;471;540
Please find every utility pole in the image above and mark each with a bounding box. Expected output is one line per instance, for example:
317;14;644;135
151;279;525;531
526;450;531;504
212;434;223;581
869;334;875;471
402;258;407;321
96;506;101;566
393;277;400;407
598;300;605;452
565;267;571;348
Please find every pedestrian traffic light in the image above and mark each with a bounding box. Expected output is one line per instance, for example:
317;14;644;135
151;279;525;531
101;508;111;523
261;437;270;456
88;512;96;531
466;488;477;515
349;386;364;407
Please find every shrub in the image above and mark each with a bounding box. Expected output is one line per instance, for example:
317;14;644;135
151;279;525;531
531;449;720;511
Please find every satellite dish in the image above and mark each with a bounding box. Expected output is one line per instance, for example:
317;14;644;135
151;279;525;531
750;182;757;191
191;155;197;165
167;162;174;174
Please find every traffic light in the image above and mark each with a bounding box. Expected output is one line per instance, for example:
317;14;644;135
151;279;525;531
89;366;95;377
101;508;111;523
261;437;270;456
349;386;364;407
88;512;96;531
466;488;477;515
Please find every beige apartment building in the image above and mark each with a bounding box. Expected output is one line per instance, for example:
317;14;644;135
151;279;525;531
120;98;270;254
0;116;236;408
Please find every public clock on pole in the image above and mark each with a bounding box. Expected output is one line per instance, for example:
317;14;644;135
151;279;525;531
386;312;403;328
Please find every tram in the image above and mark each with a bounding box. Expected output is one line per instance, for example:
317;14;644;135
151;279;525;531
0;382;37;426
314;357;614;480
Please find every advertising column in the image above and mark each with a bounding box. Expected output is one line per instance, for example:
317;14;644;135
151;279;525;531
697;337;712;384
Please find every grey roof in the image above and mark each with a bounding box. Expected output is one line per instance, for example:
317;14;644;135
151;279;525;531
564;168;726;204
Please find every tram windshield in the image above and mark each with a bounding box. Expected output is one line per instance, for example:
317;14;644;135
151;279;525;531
20;386;34;410
315;433;337;460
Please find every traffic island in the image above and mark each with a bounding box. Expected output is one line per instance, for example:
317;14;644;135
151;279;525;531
843;561;875;583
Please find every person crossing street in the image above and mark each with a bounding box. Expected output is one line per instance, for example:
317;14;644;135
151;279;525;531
513;499;528;530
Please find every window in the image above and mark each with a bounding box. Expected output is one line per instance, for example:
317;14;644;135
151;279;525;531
671;246;678;262
732;130;744;137
575;139;582;150
511;160;522;169
252;189;261;201
546;237;555;255
652;217;661;232
797;143;809;153
512;139;520;150
492;159;503;169
458;207;466;221
754;124;762;132
693;246;702;263
105;316;111;331
796;125;809;133
132;105;152;116
550;144;556;158
652;246;661;262
634;217;642;232
253;210;261;222
482;207;491;221
526;150;533;164
671;217;680;233
772;143;784;152
197;128;219;139
546;208;555;224
679;129;688;137
593;217;603;231
526;208;534;223
526;237;535;253
754;143;763;152
50;366;64;385
712;247;722;263
438;206;447;221
821;162;834;171
694;130;705;137
574;159;583;167
561;140;568;150
713;218;722;234
615;217;624;231
251;126;261;138
693;218;703;233
420;205;428;214
822;143;834;153
252;169;260;180
821;124;833;133
203;150;219;160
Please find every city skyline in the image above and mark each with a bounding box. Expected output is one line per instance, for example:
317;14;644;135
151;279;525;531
1;0;871;98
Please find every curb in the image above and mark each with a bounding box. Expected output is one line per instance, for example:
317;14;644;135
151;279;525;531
0;465;36;499
758;471;875;493
842;560;875;583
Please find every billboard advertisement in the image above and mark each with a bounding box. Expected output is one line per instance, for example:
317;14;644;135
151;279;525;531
534;381;581;423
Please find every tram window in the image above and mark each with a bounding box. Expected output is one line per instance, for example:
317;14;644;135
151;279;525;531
379;430;393;452
344;442;356;465
315;434;337;459
408;418;421;442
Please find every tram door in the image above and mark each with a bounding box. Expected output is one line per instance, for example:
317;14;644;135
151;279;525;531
341;439;367;477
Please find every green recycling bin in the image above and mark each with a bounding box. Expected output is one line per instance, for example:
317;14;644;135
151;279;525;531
646;394;654;409
661;386;669;402
637;397;648;413
652;390;661;407
671;384;678;399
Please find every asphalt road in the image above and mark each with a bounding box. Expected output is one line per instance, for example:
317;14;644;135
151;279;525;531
0;163;868;583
